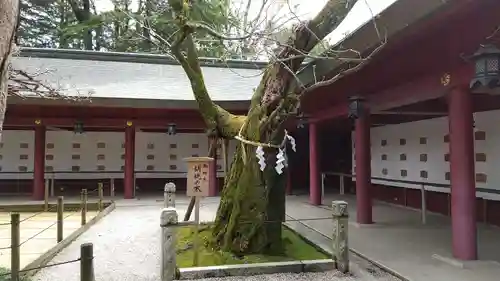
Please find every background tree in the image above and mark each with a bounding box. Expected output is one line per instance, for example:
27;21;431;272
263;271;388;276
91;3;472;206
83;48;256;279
1;0;89;145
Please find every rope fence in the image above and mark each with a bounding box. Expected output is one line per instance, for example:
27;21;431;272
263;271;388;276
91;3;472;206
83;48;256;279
166;216;335;228
321;171;452;225
0;243;95;281
0;182;107;280
159;187;352;280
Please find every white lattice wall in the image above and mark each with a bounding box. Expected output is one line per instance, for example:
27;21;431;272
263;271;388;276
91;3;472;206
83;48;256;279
0;131;237;180
353;109;500;200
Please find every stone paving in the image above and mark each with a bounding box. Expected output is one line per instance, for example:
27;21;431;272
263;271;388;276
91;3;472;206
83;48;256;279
286;194;500;281
0;211;98;269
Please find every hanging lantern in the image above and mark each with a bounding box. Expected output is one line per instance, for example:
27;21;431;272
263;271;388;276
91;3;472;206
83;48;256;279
73;120;84;134
295;112;308;129
470;44;500;94
296;117;306;129
348;96;365;120
167;123;177;135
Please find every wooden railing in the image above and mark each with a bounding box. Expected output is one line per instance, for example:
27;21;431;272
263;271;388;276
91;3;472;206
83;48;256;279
321;172;451;225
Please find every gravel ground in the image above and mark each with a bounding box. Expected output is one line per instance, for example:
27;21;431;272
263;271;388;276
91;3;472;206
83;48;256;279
32;199;400;281
33;202;218;281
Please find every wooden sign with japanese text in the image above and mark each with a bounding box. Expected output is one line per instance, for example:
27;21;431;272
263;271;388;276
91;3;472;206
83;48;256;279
184;157;214;198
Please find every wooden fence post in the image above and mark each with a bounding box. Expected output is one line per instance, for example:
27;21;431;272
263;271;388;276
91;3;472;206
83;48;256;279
44;179;50;211
10;213;20;281
81;189;88;226
57;196;64;242
50;174;55;197
321;173;325;199
332;200;349;273
110;178;115;197
164;182;176;208
97;183;103;212
80;243;95;281
161;208;177;281
339;175;345;195
420;184;427;225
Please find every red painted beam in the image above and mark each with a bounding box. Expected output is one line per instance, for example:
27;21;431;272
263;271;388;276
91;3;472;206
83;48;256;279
310;65;473;122
4;117;207;129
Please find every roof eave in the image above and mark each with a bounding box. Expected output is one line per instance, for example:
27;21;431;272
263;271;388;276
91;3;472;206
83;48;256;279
7;95;251;111
297;0;456;88
18;47;269;70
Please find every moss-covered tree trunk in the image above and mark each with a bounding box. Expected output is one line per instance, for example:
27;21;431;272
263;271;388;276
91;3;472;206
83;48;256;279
168;0;358;254
212;106;288;254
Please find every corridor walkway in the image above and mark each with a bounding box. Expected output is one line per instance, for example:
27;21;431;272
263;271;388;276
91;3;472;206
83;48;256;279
285;194;500;281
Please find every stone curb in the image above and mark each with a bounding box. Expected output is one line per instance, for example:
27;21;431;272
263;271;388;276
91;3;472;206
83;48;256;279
431;253;500;269
21;201;116;279
179;259;333;280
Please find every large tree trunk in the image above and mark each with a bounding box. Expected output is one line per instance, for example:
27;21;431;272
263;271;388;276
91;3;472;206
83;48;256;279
168;0;357;254
0;0;19;140
67;0;93;50
212;112;287;254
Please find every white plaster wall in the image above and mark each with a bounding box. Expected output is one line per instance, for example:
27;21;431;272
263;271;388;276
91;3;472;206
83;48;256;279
0;131;35;177
352;109;500;200
0;131;237;180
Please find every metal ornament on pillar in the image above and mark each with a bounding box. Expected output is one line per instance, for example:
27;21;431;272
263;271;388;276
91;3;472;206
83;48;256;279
167;123;177;135
73;120;85;134
296;115;307;129
470;44;500;94
348;96;366;120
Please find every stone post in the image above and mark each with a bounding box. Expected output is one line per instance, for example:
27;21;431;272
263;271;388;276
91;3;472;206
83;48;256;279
161;208;177;281
164;182;176;208
332;200;349;273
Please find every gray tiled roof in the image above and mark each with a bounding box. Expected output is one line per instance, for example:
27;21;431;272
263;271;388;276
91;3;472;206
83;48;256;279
11;53;264;101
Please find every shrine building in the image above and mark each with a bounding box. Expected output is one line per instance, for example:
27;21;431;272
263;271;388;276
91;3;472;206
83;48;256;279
4;0;500;262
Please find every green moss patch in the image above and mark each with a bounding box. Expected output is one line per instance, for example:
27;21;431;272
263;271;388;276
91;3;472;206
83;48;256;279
176;226;328;268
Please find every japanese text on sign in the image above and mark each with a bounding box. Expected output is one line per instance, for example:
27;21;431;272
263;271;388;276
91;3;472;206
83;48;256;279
186;157;212;197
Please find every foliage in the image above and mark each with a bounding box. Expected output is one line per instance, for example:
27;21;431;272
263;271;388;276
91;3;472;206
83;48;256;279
16;0;264;57
17;0;79;48
175;225;327;267
0;267;9;281
0;267;32;281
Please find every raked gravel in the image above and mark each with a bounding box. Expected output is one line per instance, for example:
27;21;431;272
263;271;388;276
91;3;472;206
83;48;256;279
33;202;216;281
32;199;398;281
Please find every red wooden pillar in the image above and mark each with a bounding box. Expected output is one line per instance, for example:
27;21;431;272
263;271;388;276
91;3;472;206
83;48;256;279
355;111;372;224
309;122;321;205
33;124;46;200
448;87;477;260
124;122;135;199
208;138;218;196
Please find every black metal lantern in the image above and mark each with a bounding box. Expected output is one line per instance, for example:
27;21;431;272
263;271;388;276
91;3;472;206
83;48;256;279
297;116;307;129
470;44;500;93
295;112;308;129
348;96;365;120
167;123;177;135
73;120;84;134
